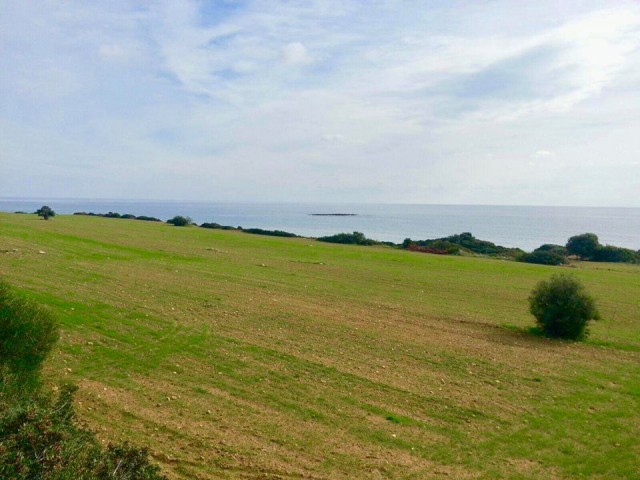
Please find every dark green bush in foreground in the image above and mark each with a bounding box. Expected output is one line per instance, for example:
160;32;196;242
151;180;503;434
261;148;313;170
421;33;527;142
528;274;600;340
0;282;166;479
0;282;59;383
0;385;166;480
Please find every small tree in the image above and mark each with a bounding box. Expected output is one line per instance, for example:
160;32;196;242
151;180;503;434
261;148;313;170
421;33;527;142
566;233;599;260
35;206;55;220
528;274;599;340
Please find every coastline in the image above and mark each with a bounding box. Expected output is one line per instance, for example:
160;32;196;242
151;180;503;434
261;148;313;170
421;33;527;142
1;199;640;251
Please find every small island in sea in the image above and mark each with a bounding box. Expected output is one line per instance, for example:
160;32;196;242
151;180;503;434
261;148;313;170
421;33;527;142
310;213;358;216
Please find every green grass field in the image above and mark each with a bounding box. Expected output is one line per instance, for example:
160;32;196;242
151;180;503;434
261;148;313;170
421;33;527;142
1;213;638;479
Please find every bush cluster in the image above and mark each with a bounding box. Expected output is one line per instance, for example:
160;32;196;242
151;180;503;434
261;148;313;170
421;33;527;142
405;240;460;255
592;245;639;263
521;234;639;266
403;232;522;258
566;233;639;263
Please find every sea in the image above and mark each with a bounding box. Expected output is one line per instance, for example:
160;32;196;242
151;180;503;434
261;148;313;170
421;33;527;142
1;198;638;252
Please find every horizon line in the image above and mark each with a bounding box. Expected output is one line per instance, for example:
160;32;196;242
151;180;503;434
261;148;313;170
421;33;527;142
0;196;638;210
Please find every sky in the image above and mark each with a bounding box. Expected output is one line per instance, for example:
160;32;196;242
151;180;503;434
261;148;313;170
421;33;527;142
1;1;639;206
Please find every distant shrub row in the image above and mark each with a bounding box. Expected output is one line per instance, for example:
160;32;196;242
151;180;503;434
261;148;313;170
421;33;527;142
519;233;639;266
200;222;239;230
201;222;299;238
243;228;299;238
74;211;162;222
70;212;300;238
40;207;640;264
402;232;523;258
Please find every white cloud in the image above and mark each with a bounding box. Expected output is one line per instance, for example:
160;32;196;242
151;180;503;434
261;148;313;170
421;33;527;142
99;44;128;60
281;42;311;65
533;150;556;157
322;133;346;142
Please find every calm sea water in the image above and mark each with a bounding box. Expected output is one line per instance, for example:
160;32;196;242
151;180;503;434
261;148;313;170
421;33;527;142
1;198;638;252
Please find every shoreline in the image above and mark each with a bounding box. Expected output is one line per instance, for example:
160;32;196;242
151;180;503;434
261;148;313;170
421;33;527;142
6;210;639;265
1;201;639;252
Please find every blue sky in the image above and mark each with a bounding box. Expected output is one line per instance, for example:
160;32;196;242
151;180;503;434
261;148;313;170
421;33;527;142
1;0;639;205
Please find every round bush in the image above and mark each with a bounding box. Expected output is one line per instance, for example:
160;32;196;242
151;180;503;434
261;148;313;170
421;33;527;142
528;274;599;340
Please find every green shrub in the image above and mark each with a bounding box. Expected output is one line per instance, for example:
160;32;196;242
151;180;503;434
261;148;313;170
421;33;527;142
592;245;639;263
317;231;377;245
243;228;298;238
528;274;599;340
0;385;100;479
518;250;568;266
95;442;165;479
166;215;192;226
429;240;460;254
0;385;166;480
535;244;568;256
200;222;237;230
566;233;600;260
136;215;162;222
0;282;59;382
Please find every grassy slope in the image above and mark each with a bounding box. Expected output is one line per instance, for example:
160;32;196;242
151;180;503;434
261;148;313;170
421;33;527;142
0;213;638;479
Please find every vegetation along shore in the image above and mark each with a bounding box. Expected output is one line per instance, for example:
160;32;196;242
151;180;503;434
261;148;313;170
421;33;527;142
69;209;640;266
